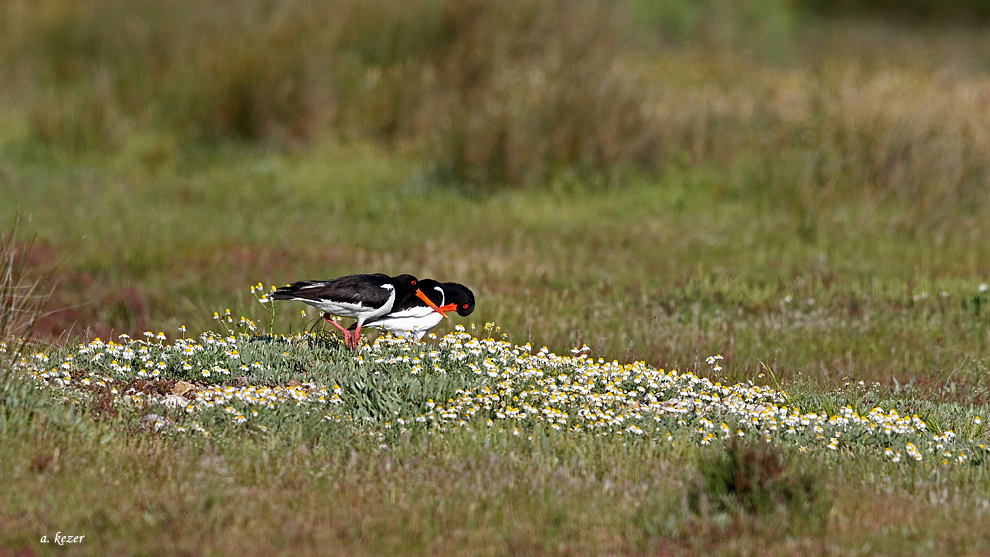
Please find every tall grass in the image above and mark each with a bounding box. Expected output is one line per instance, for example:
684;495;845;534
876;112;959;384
650;64;990;228
0;0;659;186
4;0;989;200
0;215;74;459
0;215;54;368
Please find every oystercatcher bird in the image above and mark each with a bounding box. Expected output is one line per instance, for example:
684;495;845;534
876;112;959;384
271;273;443;351
355;280;476;342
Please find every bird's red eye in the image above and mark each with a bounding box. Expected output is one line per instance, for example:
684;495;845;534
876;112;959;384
462;304;468;309
411;280;416;285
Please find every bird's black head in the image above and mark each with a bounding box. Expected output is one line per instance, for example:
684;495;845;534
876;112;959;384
390;274;420;291
442;283;476;316
388;273;421;304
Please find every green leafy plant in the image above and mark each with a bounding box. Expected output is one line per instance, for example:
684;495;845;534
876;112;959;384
691;439;827;518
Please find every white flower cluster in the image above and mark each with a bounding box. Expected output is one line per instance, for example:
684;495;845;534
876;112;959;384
11;324;988;465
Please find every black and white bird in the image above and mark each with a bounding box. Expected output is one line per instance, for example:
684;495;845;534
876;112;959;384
354;280;476;342
271;273;443;351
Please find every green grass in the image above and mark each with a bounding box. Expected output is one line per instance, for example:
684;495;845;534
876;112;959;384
3;325;990;555
3;2;990;554
2;136;987;397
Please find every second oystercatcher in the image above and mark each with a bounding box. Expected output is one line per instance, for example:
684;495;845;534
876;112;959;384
272;273;443;351
355;280;476;342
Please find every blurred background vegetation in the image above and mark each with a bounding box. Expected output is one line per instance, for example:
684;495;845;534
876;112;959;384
1;0;989;390
4;0;988;187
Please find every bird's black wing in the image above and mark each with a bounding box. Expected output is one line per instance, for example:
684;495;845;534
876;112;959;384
273;273;393;307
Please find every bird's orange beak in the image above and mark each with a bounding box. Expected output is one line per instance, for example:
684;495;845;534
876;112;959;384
415;289;448;318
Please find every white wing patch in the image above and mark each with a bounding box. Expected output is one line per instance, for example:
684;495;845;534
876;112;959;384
299;282;329;290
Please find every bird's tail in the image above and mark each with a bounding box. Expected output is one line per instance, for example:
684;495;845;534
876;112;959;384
271;281;319;300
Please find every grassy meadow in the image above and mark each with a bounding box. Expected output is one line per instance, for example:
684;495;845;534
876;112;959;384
3;0;990;554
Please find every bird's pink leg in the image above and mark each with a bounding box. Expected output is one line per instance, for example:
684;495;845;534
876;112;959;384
323;314;352;346
351;324;363;353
